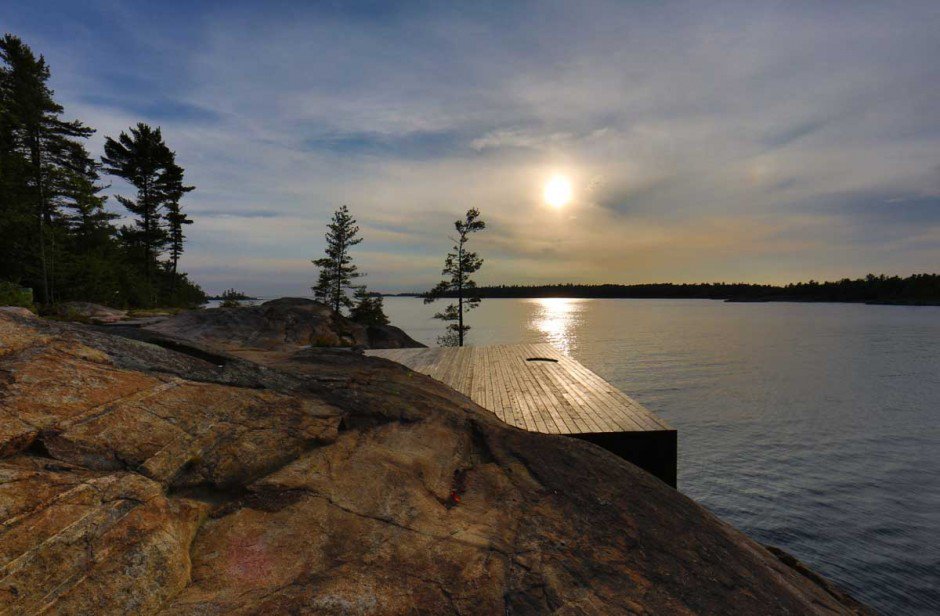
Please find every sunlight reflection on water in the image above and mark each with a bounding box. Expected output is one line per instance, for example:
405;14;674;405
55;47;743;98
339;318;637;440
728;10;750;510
526;297;587;356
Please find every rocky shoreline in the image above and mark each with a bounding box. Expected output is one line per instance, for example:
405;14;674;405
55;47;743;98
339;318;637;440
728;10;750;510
0;303;872;614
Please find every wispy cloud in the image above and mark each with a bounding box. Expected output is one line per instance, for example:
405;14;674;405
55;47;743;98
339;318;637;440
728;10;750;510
5;0;938;293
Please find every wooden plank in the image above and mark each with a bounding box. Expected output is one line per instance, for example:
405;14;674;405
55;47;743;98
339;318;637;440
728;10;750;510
483;347;508;425
536;355;609;433
534;343;658;431
496;344;550;433
516;345;584;433
365;343;671;436
558;354;668;430
491;346;528;429
534;346;601;433
523;342;667;432
514;345;561;433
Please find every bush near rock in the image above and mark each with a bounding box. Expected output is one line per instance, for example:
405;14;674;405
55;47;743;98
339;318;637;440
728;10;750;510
0;310;873;614
0;281;33;311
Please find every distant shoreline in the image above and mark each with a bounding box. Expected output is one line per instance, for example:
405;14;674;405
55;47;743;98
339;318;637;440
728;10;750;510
381;274;940;306
383;294;939;306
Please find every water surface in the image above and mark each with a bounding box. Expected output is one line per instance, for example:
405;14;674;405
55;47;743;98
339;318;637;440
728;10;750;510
383;297;940;614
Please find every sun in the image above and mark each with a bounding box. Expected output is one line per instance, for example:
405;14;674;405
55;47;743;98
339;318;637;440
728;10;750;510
544;175;573;208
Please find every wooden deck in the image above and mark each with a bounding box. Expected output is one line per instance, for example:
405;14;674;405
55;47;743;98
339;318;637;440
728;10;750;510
366;343;677;486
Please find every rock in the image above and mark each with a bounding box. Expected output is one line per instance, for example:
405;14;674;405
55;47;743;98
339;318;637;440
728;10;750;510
53;301;128;324
366;323;424;349
145;297;424;350
0;306;34;318
0;310;873;615
0;456;207;614
98;315;172;328
0;321;340;486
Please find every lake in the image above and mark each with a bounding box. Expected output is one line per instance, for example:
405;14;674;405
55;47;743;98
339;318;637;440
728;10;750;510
383;296;939;615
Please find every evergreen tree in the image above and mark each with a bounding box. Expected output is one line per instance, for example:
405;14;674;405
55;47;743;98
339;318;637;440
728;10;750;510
0;34;98;304
350;286;389;325
0;34;205;309
424;208;485;346
163;162;194;277
59;158;114;239
101;123;179;289
312;205;362;313
54;157;122;303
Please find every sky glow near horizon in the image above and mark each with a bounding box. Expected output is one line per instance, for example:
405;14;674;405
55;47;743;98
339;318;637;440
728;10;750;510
3;1;938;295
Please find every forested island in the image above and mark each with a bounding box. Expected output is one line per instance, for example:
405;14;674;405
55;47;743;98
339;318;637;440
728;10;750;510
390;274;940;305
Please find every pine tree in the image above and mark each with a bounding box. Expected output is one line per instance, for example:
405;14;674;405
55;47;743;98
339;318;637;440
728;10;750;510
312;205;362;314
424;208;486;346
0;35;204;309
163;162;194;277
101;123;185;296
350;286;389;326
54;157;122;303
0;34;98;304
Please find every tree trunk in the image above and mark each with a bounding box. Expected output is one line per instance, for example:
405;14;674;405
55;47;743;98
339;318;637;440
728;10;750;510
37;206;48;304
32;137;49;305
457;243;464;347
333;235;344;314
143;178;152;287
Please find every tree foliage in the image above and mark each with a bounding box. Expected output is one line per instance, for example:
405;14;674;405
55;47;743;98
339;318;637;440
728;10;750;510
0;33;99;304
350;286;389;325
0;34;204;309
312;205;362;314
220;288;245;308
101;123;193;286
424;208;486;346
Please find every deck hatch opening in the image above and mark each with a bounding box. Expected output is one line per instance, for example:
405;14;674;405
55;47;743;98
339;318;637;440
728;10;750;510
526;357;559;363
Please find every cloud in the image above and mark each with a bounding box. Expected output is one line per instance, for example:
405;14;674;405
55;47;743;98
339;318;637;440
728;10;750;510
5;0;938;293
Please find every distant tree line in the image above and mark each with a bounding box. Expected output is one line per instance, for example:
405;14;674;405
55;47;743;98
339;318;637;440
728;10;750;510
208;289;254;301
0;34;204;309
407;274;938;305
217;288;251;308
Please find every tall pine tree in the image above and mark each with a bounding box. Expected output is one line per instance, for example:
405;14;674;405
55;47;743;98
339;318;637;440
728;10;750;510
312;205;362;314
0;34;204;309
0;34;99;304
424;208;486;346
101;123;191;302
163;162;194;277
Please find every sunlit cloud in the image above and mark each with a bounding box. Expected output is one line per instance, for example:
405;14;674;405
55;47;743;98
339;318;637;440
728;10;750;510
5;1;938;294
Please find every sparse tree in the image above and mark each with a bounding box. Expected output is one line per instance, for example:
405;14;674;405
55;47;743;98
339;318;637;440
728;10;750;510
350;286;389;326
312;205;363;314
424;208;485;346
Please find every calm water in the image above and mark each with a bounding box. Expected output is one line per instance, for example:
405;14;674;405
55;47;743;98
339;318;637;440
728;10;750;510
383;297;939;614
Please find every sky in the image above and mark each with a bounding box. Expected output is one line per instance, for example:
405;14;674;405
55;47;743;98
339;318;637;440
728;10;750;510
2;0;938;295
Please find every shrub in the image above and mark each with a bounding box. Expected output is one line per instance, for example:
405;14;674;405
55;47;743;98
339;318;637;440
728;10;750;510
0;281;34;310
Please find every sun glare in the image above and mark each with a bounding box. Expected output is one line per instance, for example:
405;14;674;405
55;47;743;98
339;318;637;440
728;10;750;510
544;175;573;208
